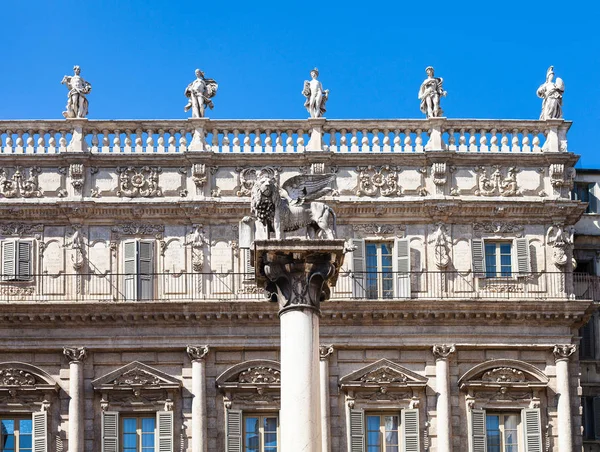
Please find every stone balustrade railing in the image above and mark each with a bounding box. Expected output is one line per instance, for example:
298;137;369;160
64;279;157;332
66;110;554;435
0;118;571;155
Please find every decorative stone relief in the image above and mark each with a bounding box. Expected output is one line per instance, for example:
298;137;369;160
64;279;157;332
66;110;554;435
352;224;405;236
482;368;526;383
0;369;37;386
546;225;574;268
319;345;334;360
0;286;35;296
235;166;280;197
431;162;448;188
185;225;207;272
186;345;209;362
473;222;524;238
114;368;160;386
428;223;451;269
116;166;162;198
553;344;576;361
192;163;207;188
432;344;456;359
0;223;43;237
356;165;400;197
475;166;519;197
238;367;281;384
69;163;85;194
0;167;42;198
360;367;408;384
549;163;574;195
63;346;87;363
112;223;165;238
355;389;412;401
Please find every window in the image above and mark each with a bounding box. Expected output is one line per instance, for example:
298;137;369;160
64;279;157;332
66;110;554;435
366;414;400;452
582;396;600;440
123;240;154;300
572;182;598;214
485;413;520;452
122;416;155;452
1;418;32;452
1;241;32;281
366;243;394;299
243;414;278;452
580;318;596;360
485;242;512;278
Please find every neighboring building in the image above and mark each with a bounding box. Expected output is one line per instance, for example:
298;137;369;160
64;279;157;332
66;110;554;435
0;115;592;452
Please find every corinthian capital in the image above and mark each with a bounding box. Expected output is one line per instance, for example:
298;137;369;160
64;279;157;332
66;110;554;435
432;344;456;360
187;345;209;362
553;344;577;362
319;345;334;361
63;346;87;363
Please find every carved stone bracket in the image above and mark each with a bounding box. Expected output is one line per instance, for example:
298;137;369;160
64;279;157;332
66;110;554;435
192;164;207;188
69;163;85;194
116;166;162;198
432;344;456;360
63;346;87;363
553;344;576;362
474;166;519;197
186;345;209;362
319;345;334;361
0;166;42;198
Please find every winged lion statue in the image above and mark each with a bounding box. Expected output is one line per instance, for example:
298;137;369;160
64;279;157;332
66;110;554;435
249;170;337;240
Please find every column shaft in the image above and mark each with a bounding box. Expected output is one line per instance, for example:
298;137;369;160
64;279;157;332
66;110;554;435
435;358;451;452
556;358;573;452
68;360;84;452
191;359;207;452
319;346;333;452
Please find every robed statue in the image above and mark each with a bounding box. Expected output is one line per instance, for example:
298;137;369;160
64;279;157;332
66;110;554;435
302;68;329;118
418;66;446;118
537;66;564;120
61;65;92;119
184;69;218;118
250;170;336;240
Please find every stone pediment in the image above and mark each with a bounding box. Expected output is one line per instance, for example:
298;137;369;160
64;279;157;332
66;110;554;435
91;361;181;391
339;359;428;390
458;359;549;391
216;360;281;390
0;362;58;392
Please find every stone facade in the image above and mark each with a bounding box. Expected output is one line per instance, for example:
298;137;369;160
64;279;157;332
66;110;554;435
0;116;592;452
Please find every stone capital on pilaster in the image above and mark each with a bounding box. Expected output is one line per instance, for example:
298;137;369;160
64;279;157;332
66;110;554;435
63;346;87;363
432;344;456;360
319;345;334;361
187;345;210;362
553;344;577;362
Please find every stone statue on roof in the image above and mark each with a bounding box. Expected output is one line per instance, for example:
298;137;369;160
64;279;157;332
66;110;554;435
302;68;329;118
418;66;446;118
537;66;564;120
61;65;92;119
184;69;218;118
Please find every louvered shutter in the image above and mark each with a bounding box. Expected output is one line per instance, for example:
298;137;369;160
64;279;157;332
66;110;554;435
589;183;598;213
471;239;485;277
239;219;254;249
2;240;15;280
394;238;411;298
32;411;47;452
124;241;137;300
515;238;531;276
139;241;154;300
156;411;173;452
225;409;242;452
469;409;486;452
17;241;31;280
349;409;365;452
522;408;542;452
102;411;119;452
244;248;255;281
593;397;600;440
402;408;420;452
352;239;366;298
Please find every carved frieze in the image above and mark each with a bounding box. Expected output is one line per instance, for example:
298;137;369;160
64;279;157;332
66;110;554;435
69;163;85;194
352;224;405;236
360;366;408;384
238;367;281;384
0;286;35;296
0;369;37;386
116;166;162;198
473;222;524;237
482;367;526;383
355;389;412;401
0;222;43;237
231;391;280;403
0;166;42;198
474;166;519;197
114;368;161;386
356;165;400;197
112;223;165;238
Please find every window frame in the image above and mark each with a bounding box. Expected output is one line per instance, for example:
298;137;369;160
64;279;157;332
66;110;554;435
364;241;394;299
242;413;279;452
122;239;155;301
364;412;401;452
484;411;523;452
120;414;156;452
0;416;33;452
1;239;33;282
572;182;597;214
484;241;514;278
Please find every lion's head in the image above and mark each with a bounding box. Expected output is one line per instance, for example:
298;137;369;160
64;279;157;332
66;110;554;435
251;171;280;225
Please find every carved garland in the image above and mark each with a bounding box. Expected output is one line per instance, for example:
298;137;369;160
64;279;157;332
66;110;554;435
0;369;36;386
116;166;162;198
474;166;519;197
356;165;401;197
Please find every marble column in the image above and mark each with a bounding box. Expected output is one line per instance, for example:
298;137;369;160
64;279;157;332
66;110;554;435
319;345;334;452
64;346;87;452
432;344;455;452
554;344;577;452
254;239;345;452
187;345;209;452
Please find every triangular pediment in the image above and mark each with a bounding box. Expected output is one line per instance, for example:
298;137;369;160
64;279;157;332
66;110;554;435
339;359;428;389
92;361;181;390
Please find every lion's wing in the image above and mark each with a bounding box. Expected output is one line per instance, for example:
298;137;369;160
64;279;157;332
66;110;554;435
282;174;335;202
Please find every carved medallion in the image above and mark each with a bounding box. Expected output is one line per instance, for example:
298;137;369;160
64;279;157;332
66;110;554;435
116;166;162;197
356;165;401;197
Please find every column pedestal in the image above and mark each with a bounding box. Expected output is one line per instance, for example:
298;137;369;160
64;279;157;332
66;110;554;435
64;346;87;452
187;345;209;452
554;344;576;452
432;344;455;452
254;239;345;452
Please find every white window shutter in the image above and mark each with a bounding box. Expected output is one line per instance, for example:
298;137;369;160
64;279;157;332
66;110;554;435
156;411;174;452
32;411;47;452
239;219;254;249
469;409;487;452
102;411;119;452
516;238;531;276
471;239;485;277
394;237;411;298
349;409;365;452
402;408;420;452
139;241;154;300
244;248;255;281
123;240;137;300
522;408;542;452
593;397;600;440
351;239;366;298
226;409;243;452
17;241;31;280
2;241;15;280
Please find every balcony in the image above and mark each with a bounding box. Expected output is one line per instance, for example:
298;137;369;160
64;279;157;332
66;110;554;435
0;271;596;303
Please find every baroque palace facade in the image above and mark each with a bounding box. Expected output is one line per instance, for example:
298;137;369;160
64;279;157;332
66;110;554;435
0;68;596;451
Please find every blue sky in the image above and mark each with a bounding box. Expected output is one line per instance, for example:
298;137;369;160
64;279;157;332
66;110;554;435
1;0;599;166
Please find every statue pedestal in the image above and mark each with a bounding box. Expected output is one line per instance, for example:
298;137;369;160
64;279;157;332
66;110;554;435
254;239;345;452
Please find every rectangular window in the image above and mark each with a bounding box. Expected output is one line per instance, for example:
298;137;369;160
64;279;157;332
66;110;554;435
573;182;597;214
484;242;513;278
365;242;394;299
0;418;33;452
1;240;32;281
485;413;520;452
243;414;278;452
123;240;154;301
122;416;155;452
580;318;596;360
366;414;400;452
582;396;600;440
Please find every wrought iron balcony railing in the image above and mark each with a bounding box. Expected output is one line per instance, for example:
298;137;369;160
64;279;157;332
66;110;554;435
0;271;596;303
